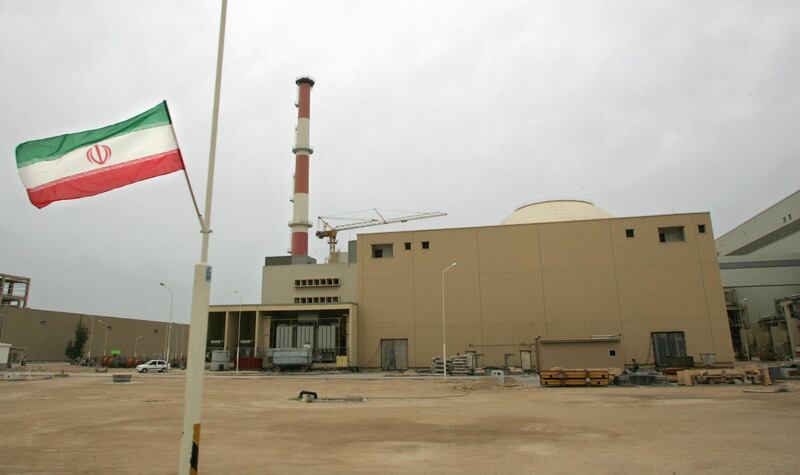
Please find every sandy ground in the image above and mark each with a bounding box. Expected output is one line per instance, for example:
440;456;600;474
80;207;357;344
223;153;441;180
1;367;799;475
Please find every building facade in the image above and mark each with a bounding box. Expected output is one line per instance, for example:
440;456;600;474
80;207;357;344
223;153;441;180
0;307;188;362
716;190;800;360
356;210;734;369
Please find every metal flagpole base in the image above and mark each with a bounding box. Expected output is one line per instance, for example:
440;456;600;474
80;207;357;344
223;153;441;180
178;263;211;475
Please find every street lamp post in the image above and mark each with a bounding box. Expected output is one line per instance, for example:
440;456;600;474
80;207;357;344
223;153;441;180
160;283;174;365
87;315;96;359
738;298;750;361
100;320;110;357
134;335;145;358
441;262;458;381
234;290;242;372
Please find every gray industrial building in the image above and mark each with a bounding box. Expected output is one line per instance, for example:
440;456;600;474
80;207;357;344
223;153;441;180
716;189;800;360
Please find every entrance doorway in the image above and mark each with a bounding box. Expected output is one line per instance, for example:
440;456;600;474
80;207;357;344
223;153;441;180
380;339;408;370
651;331;687;366
520;350;533;372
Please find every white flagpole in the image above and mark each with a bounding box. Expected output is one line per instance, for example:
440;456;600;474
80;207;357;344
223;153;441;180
178;1;228;474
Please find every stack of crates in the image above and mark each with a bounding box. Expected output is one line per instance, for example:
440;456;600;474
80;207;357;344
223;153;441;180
431;356;453;374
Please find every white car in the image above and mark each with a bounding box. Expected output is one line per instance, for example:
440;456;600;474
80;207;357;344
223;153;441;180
136;359;169;373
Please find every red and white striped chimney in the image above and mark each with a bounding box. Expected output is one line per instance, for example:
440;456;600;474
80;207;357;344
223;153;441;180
289;76;315;256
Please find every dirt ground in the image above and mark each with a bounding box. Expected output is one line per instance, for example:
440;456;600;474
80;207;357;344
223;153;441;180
1;367;799;475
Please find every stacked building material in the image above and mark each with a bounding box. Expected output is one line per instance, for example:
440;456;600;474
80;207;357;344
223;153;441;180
431;355;475;375
540;368;610;387
451;355;473;375
676;367;771;385
431;356;453;374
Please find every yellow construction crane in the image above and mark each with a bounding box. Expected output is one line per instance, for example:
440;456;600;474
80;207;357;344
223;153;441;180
316;209;447;260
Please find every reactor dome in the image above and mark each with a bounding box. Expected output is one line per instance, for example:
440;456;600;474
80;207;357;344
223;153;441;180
501;199;614;225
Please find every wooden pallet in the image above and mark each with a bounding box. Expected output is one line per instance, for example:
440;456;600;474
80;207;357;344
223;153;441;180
540;368;610;387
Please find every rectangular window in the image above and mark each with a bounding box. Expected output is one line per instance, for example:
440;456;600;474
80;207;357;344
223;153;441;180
404;242;411;250
333;296;339;302
421;241;430;249
658;226;685;243
333;278;340;285
698;224;706;234
625;229;634;238
371;243;394;258
609;350;616;356
295;280;300;287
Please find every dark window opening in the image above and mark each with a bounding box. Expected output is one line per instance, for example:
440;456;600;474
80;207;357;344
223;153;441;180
625;229;634;238
698;224;706;234
609;350;616;356
404;242;411;250
371;243;393;258
421;241;430;249
658;226;685;243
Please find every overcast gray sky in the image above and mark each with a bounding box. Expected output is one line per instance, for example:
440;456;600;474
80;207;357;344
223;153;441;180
1;1;798;324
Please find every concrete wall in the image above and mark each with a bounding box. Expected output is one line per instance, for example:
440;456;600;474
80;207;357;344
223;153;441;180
357;213;734;368
261;262;357;305
0;307;187;361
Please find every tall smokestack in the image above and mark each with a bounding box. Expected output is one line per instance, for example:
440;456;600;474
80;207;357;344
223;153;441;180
289;76;314;256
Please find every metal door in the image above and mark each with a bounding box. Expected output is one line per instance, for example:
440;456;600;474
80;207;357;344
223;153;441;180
651;332;687;366
380;339;408;370
520;350;532;371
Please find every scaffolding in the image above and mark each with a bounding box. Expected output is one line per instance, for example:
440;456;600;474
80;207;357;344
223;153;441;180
1;273;30;309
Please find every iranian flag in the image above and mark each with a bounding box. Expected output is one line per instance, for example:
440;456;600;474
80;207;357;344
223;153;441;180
16;101;184;208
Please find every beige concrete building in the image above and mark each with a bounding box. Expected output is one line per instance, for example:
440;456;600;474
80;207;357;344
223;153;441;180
0;307;188;362
205;252;358;368
356;202;734;369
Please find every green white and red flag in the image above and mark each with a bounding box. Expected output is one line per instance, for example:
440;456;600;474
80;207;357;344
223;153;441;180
16;101;184;208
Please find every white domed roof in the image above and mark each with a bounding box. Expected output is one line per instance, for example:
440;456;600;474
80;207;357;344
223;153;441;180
501;200;614;225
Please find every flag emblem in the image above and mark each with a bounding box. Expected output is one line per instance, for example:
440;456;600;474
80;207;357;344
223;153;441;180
86;144;112;165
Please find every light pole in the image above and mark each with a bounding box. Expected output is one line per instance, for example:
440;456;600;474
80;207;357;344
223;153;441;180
160;282;174;365
442;262;458;381
99;320;110;356
134;335;145;358
738;298;750;361
87;315;96;359
234;290;242;372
